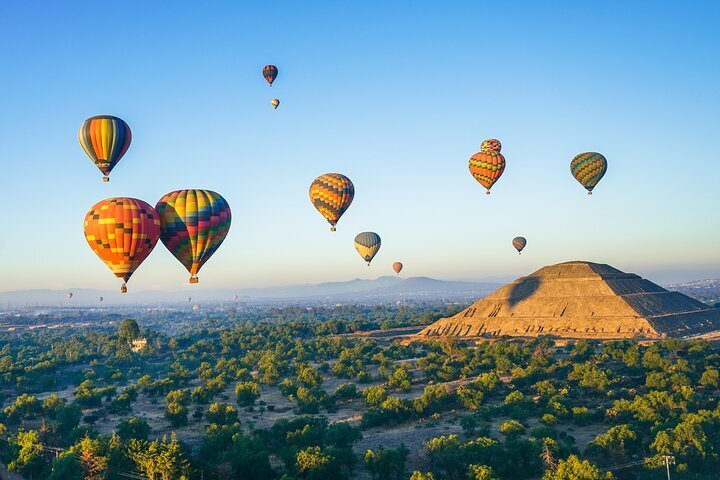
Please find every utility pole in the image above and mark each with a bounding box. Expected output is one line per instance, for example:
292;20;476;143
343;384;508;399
663;455;675;480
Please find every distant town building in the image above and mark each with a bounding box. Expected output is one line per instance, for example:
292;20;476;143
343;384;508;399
131;338;147;352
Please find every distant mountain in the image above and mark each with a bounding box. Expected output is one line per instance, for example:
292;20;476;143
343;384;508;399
0;276;501;309
665;279;720;306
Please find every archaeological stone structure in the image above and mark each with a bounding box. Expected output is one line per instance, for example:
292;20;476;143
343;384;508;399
421;261;720;339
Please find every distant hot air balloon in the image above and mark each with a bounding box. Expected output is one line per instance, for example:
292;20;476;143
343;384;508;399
309;173;354;232
84;198;161;293
392;262;403;275
354;232;381;266
187;296;192;303
571;152;607;195
468;138;506;194
263;65;278;86
67;292;73;300
512;237;527;254
99;296;104;303
156;190;232;284
193;304;200;312
79;116;132;182
271;98;280;109
233;295;239;301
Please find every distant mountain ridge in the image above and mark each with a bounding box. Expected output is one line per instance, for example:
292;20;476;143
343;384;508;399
0;276;500;308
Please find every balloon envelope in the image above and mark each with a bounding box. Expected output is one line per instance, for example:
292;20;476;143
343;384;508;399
156;190;232;283
512;237;527;254
309;173;354;231
84;197;161;292
79;115;132;181
263;65;278;85
469;138;505;194
354;232;381;265
570;152;607;194
271;98;280;109
392;262;403;275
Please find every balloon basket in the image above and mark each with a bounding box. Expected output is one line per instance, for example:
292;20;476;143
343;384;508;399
121;284;127;294
486;190;491;195
102;177;110;182
588;191;593;196
330;227;336;232
190;276;199;284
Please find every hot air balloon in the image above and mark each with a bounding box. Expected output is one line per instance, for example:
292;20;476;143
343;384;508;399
156;190;232;284
79;116;132;182
193;304;200;312
309;173;354;232
512;237;527;254
84;198;161;293
233;295;239;301
392;262;403;275
468;138;506;194
354;232;381;266
263;65;278;86
571;152;607;195
187;297;192;303
67;292;73;300
271;98;280;109
99;296;104;303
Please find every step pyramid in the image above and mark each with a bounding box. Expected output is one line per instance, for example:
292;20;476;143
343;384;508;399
420;261;720;339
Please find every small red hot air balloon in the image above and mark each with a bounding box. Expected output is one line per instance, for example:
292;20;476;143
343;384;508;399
392;262;403;275
263;65;278;86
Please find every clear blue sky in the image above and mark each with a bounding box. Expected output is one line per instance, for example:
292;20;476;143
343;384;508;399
1;1;719;292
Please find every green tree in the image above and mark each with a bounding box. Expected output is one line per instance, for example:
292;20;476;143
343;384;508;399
7;429;46;479
364;445;409;480
543;455;614;480
467;464;498;480
206;402;239;425
235;381;261;406
118;318;140;345
388;367;413;391
164;389;190;427
499;420;526;439
116;417;152;440
296;446;339;480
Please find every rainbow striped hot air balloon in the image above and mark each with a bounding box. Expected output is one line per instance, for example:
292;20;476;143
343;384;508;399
571;152;607;195
469;138;506;194
156;190;232;284
84;198;161;293
79;116;132;182
309;173;354;232
354;232;381;266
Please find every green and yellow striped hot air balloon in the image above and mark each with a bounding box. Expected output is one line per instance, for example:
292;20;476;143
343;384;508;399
309;173;354;231
354;232;381;266
570;152;607;195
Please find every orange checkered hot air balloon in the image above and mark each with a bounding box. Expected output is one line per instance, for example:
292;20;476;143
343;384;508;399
468;138;506;194
84;198;161;293
79;115;132;182
309;173;355;232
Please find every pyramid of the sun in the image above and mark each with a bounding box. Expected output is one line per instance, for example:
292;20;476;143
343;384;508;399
421;261;720;339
